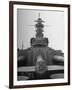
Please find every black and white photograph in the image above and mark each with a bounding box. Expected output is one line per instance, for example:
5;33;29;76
9;1;70;88
17;9;64;80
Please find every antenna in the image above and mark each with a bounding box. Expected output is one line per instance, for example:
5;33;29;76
38;13;40;18
22;42;23;50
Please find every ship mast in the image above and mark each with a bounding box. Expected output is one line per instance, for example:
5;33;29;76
35;13;44;39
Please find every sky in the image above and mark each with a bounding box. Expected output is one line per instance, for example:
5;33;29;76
17;9;64;53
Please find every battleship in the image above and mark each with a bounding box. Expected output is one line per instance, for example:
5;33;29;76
17;13;64;80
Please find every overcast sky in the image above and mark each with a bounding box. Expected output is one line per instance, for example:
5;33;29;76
17;9;64;53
